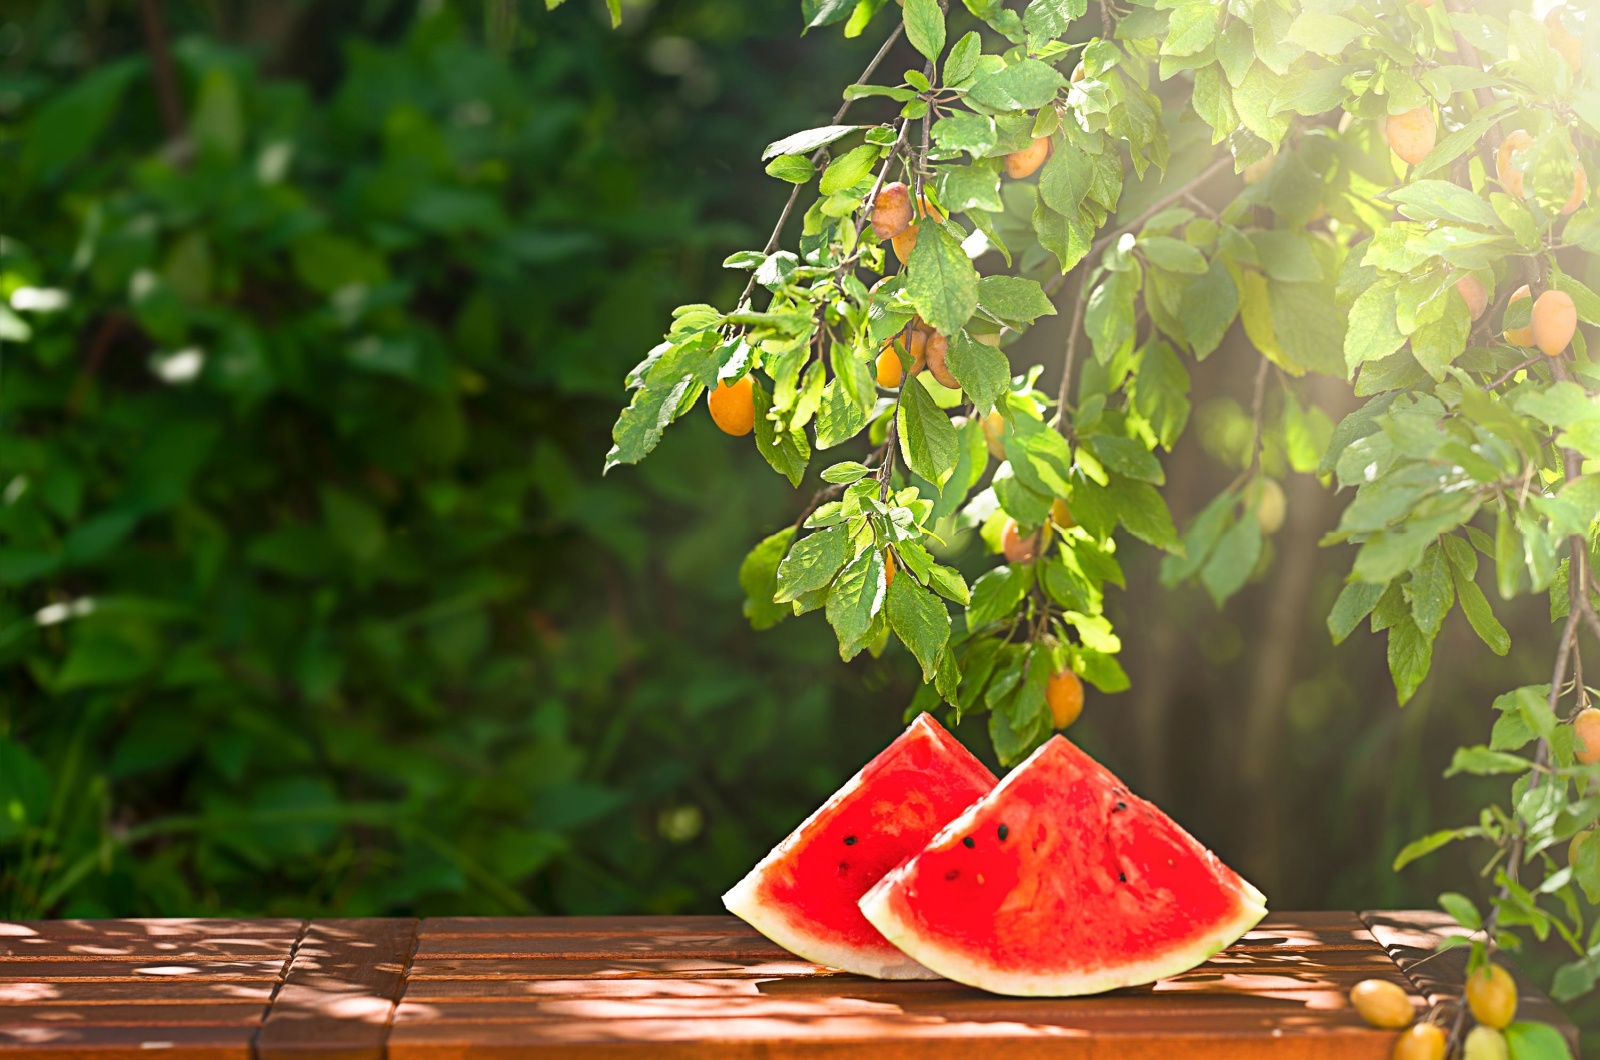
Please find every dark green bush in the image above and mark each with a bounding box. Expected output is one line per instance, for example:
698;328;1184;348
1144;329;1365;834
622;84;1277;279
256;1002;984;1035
0;1;903;917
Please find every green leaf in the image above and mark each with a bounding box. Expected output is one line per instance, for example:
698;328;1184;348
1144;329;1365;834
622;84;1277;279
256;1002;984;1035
887;571;951;680
1392;828;1479;872
1386;613;1433;706
1389;180;1502;228
1250;231;1321;283
897;378;961;487
763;124;858;160
967;563;1033;628
1444;746;1533;777
903;0;947;65
21;55;143;181
775;526;849;603
1285;11;1362;54
1140;236;1207;274
906;225;979;336
753;379;812;486
945;30;983;85
1438;891;1483;931
1446;540;1510;655
1162;2;1218;56
740;528;797;630
1503;1021;1574;1060
975;275;1056;326
0;737;50;842
945;331;1010;414
1086;435;1164;485
819;143;881;195
1201;512;1261;606
826;546;886;660
966;59;1066;111
1130;341;1191;450
803;0;858;28
1328;581;1384;644
1345;282;1406;373
1405;544;1453;638
1178;260;1239;359
821;461;871;484
765;154;815;183
1108;476;1181;552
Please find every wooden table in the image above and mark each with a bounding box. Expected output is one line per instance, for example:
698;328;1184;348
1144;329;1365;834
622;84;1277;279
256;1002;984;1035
0;913;1578;1058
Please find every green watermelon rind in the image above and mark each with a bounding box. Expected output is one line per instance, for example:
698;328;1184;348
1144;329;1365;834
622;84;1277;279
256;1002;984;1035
857;738;1270;997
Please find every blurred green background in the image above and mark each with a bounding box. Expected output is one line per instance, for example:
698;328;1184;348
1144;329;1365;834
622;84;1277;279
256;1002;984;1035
0;0;1590;1036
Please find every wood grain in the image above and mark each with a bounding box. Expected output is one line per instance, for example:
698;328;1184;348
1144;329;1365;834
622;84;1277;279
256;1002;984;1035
253;918;418;1060
0;913;1573;1059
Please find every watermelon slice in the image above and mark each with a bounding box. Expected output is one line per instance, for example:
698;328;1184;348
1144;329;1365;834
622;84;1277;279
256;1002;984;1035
859;735;1267;996
722;714;997;979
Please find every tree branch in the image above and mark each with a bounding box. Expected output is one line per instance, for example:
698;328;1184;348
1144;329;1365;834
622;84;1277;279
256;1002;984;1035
737;24;905;309
138;0;186;145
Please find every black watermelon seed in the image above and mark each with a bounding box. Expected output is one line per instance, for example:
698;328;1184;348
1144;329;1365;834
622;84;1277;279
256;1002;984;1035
945;869;960;881
1119;872;1127;882
997;824;1009;841
843;835;857;845
963;836;976;848
1115;801;1127;811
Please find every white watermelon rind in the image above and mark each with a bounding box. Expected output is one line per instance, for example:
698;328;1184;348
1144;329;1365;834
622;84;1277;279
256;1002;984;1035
860;874;1267;996
723;869;939;980
719;716;948;981
857;734;1271;997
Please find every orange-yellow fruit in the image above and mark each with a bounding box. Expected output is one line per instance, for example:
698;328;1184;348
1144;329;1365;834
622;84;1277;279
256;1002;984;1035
1005;136;1053;180
1455;275;1488;321
1391;1023;1446;1060
1547;7;1582;72
1000;518;1047;564
892;227;919;264
1576;706;1600;764
1463;1027;1509;1060
1051;498;1075;529
708;376;755;436
1531;290;1577;356
1070;62;1086;83
884;549;896;589
1497;130;1534;197
1348;979;1414;1029
1384;107;1437;167
1046;669;1084;729
890;196;945;264
1563;163;1588;214
1571;829;1595;868
872;181;914;241
982;410;1007;460
1465;963;1518;1030
1253;478;1287;534
1504;285;1533;347
1414;0;1436;7
924;332;959;389
876;347;905;388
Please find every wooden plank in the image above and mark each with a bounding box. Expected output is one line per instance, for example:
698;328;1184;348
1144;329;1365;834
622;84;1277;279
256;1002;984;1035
253;918;418;1060
0;941;300;962
385;1014;1396;1060
0;982;277;1006
0;1002;265;1027
1358;911;1579;1053
0;1022;254;1058
413;934;793;961
421;917;764;938
406;958;832;981
0;921;301;942
0;961;288;983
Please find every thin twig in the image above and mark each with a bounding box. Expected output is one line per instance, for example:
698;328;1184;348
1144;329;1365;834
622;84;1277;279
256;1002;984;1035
737;23;906;309
137;0;186;145
1050;270;1087;429
1483;355;1540;391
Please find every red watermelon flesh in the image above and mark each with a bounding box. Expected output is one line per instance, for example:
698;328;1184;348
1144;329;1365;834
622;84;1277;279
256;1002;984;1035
859;735;1267;996
722;713;997;979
